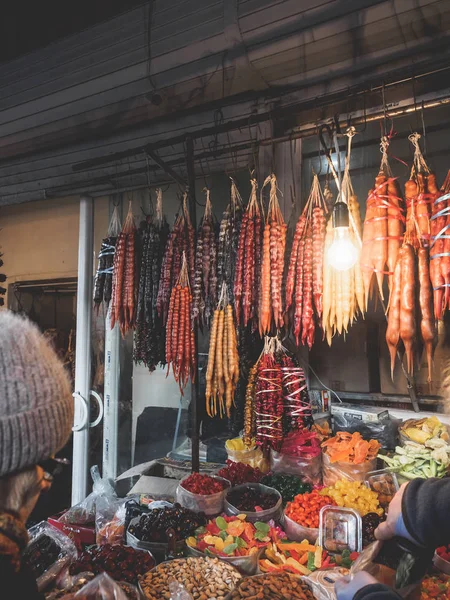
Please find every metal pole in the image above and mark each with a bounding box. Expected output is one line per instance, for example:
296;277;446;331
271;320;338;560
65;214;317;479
72;195;94;505
103;306;120;479
186;136;200;473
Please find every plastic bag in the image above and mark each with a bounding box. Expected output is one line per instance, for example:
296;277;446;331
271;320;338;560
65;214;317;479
322;453;377;487
176;475;229;516
332;414;400;451
61;466;116;525
96;497;127;545
187;544;262;575
72;573;136;599
350;538;433;598
23;521;77;592
224;483;283;523
270;451;322;485
226;444;270;473
169;581;193;600
282;513;318;543
302;568;349;600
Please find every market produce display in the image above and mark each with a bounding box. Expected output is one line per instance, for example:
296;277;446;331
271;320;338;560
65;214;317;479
192;189;218;330
322;432;380;463
322;137;366;346
186;515;279;557
110;202;138;335
226;485;279;512
285;490;336;529
320;480;383;516
234;178;263;330
127;504;205;543
279;430;321;458
365;472;398;508
259;540;323;575
139;556;241;600
205;283;240;418
157;194;195;326
134;189;170;371
94;207;120;311
23;533;63;578
431;170;450;319
400;416;449;444
380;440;450;479
285;174;327;348
360;137;405;301
421;573;450;600
362;513;383;546
436;545;450;564
165;253;196;391
259;174;287;335
69;544;154;584
261;473;312;504
217;461;264;486
181;473;228;495
228;572;315;600
217;178;243;296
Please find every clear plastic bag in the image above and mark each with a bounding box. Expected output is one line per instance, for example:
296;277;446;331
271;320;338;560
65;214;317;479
332;414;400;451
96;497;127;545
176;475;230;516
226;445;270;473
224;483;283;523
73;573;134;599
322;453;377;487
270;451;322;485
61;466;116;525
303;568;350;600
24;521;77;592
282;513;318;543
350;539;432;598
169;581;193;600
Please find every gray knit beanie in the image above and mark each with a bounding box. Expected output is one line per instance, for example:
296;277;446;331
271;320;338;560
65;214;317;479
0;310;74;477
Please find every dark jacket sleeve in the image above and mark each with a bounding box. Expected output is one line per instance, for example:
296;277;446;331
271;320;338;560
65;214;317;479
402;477;450;548
354;584;402;600
0;556;44;600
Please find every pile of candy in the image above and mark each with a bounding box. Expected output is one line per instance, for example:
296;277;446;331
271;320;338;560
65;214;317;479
217;461;264;486
285;490;336;529
320;480;384;516
181;473;228;495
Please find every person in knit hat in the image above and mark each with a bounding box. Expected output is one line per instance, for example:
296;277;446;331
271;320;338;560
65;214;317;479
0;310;74;599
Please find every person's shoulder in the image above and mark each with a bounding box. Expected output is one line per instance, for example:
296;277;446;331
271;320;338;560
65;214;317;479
0;556;42;600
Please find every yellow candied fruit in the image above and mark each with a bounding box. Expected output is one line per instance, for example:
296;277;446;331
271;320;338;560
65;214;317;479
320;480;384;517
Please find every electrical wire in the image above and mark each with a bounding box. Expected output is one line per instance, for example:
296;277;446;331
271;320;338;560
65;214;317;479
296;355;343;404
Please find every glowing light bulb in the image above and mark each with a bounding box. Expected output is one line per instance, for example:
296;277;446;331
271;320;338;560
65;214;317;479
327;227;358;271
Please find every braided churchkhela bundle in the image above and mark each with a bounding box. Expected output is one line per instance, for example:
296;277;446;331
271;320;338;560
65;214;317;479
165;253;196;392
249;338;312;452
110;202;137;336
205;283;239;419
285;174;327;348
386;134;437;380
360;137;405;303
322;161;365;346
217;178;243;297
234;179;263;330
157;194;195;326
134;190;170;371
94;207;121;311
192;189;218;330
431;171;450;319
259;174;287;336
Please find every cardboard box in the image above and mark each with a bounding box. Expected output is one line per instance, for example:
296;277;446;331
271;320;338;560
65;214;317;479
48;512;95;551
331;403;389;423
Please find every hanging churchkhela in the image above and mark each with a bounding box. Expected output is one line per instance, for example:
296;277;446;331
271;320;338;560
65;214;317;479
285;174;327;348
165;253;196;392
157;194;195;326
360;136;405;302
205;283;240;419
134;189;170;371
386;133;437;380
94;206;121;312
110;202;137;336
430;170;450;319
259;174;287;336
234;179;263;331
217;178;243;297
322;132;365;346
191;189;218;330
